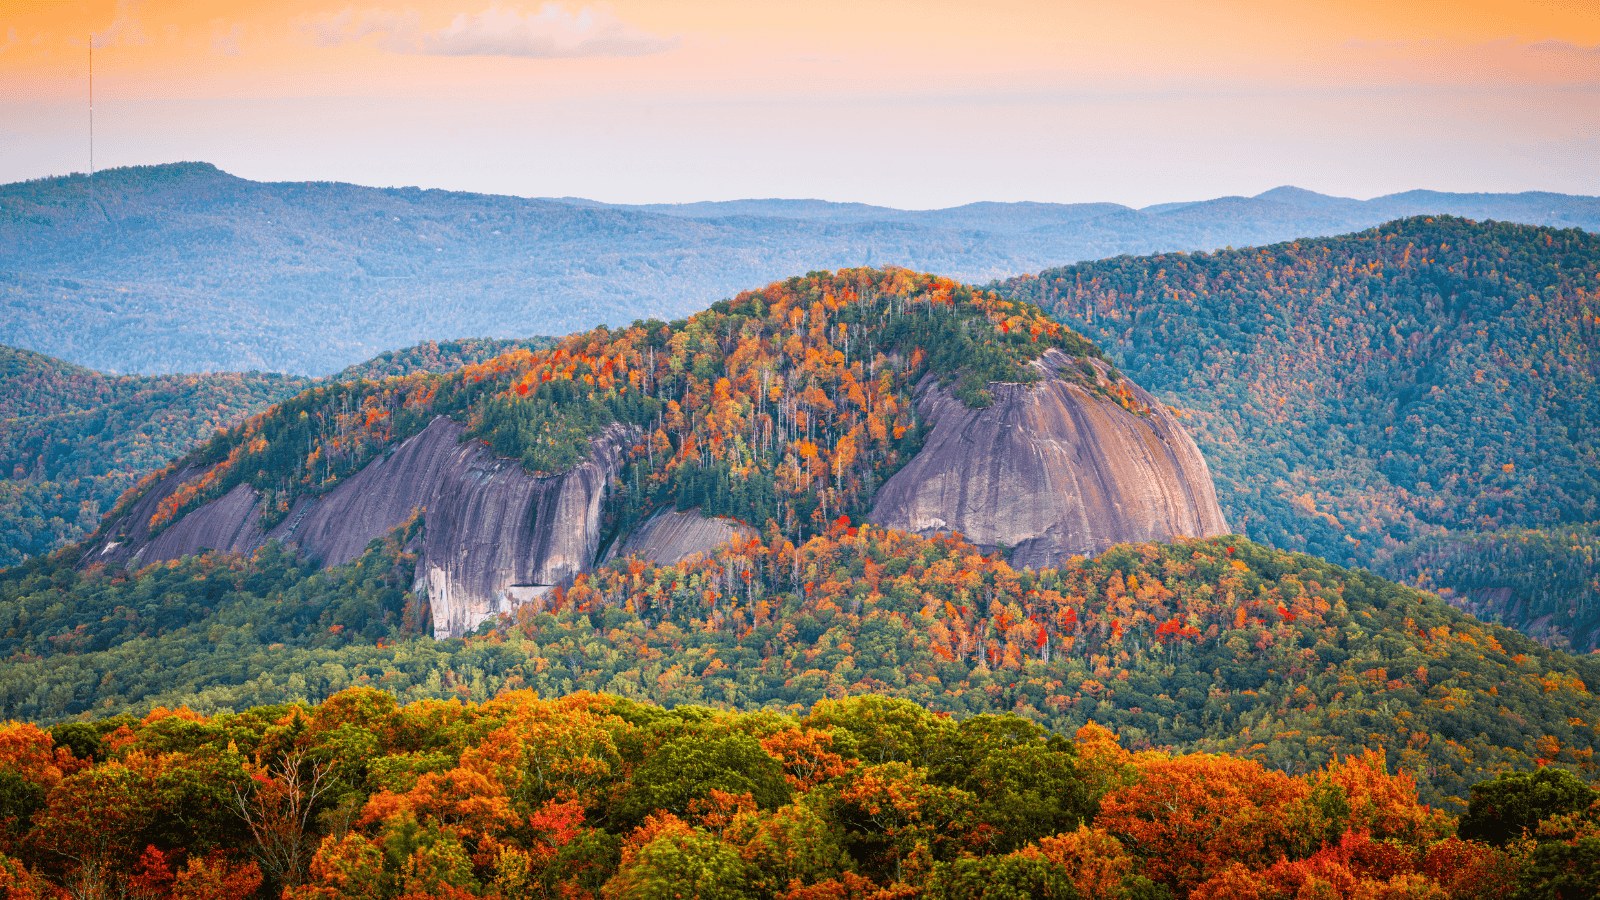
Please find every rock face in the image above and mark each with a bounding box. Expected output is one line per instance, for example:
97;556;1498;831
84;347;1225;639
83;416;635;637
605;508;757;566
868;349;1227;568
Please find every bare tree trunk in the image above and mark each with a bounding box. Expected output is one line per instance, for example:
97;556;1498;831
232;749;333;891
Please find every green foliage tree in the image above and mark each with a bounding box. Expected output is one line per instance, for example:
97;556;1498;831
609;828;753;900
1459;769;1600;846
928;853;1080;900
618;732;791;824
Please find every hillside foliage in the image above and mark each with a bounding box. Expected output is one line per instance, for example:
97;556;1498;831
0;686;1591;899
326;338;555;383
4;526;1596;811
999;217;1600;648
0;345;311;566
1391;525;1600;651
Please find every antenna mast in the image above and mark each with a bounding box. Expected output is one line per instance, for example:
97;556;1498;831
89;34;94;179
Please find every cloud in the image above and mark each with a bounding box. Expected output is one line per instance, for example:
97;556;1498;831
212;23;246;57
0;28;17;54
422;3;675;57
92;0;148;49
300;3;676;58
301;8;418;49
1527;39;1600;58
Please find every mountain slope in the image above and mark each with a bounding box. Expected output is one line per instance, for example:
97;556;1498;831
0;267;1591;821
81;268;1225;635
5;163;1596;376
0;339;554;567
997;216;1600;648
0;345;312;566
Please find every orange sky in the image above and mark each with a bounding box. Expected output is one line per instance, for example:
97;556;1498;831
2;0;1596;205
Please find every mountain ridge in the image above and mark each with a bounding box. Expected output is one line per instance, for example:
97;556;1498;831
4;162;1595;376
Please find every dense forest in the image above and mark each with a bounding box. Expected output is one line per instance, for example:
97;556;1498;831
14;268;1594;808
3;525;1596;810
325;338;555;383
0;339;553;567
0;659;1592;897
115;268;1108;549
1390;526;1600;650
3;247;1600;895
998;217;1600;649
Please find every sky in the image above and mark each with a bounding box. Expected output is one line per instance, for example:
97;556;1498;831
1;0;1597;208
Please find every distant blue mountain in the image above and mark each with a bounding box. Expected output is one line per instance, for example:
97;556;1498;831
563;186;1600;238
2;162;1594;376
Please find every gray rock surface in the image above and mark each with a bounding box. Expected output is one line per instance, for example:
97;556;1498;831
605;507;757;566
83;416;636;637
867;349;1228;568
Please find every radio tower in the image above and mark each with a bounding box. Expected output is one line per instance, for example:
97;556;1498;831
89;32;94;180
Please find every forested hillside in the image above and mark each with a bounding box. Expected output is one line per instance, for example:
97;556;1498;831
4;524;1596;811
1392;526;1600;650
0;685;1593;900
5;162;1595;375
3;259;1599;897
999;217;1600;649
325;337;554;382
0;339;551;567
0;346;309;566
11;267;1594;804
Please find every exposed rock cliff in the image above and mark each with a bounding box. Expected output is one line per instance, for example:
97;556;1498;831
605;508;757;566
868;349;1227;568
84;416;635;637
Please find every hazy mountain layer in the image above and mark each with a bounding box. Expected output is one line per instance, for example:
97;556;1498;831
4;162;1595;376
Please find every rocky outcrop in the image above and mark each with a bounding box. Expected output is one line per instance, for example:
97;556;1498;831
605;508;757;566
83;416;636;637
83;347;1225;638
88;474;263;568
868;349;1227;568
